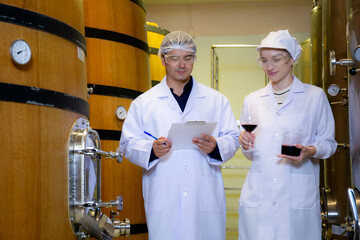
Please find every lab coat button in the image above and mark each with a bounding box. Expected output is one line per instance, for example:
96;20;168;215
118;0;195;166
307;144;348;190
183;192;188;197
273;178;278;183
274;132;280;137
272;201;277;206
184;166;188;170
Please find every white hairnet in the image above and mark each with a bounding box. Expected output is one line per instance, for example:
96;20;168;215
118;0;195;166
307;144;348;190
256;29;301;61
158;31;197;57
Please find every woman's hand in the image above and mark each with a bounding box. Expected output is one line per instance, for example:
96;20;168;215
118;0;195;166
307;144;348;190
278;145;317;164
239;130;255;150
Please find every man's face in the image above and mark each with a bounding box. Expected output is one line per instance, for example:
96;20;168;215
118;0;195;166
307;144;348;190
161;49;195;83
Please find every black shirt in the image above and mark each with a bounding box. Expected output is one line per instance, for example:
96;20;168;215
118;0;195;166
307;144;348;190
170;76;193;112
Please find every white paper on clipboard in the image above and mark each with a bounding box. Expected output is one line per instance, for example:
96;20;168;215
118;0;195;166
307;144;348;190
167;121;218;149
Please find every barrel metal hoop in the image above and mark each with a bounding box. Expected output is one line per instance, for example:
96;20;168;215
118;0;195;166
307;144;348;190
85;27;149;55
145;24;170;36
151;80;161;87
87;84;143;99
94;129;122;141
0;82;89;118
130;0;146;13
130;223;148;234
149;47;159;55
0;3;87;54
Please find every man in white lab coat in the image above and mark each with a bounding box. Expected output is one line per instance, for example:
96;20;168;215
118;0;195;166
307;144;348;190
120;31;240;240
238;30;337;240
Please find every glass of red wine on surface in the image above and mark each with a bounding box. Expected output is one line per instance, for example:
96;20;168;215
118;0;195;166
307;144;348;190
281;128;303;156
240;106;258;150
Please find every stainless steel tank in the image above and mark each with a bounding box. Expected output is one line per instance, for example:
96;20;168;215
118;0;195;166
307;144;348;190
294;38;311;84
311;3;323;88
345;0;360;238
319;0;352;239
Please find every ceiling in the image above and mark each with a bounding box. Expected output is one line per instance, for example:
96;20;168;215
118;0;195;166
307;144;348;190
144;0;312;7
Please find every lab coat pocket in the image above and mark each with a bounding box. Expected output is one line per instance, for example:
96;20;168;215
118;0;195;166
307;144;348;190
239;172;262;207
143;176;167;214
199;176;221;212
290;174;316;209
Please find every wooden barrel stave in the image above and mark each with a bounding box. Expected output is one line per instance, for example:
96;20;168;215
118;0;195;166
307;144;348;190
86;38;149;91
0;1;87;239
84;0;149;238
0;102;84;239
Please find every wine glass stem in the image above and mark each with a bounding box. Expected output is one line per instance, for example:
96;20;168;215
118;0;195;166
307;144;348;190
248;130;253;150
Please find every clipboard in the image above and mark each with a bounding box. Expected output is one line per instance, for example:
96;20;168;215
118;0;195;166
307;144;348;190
167;121;218;149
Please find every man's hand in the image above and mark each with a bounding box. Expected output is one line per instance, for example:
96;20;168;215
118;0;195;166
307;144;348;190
192;134;217;154
153;137;172;158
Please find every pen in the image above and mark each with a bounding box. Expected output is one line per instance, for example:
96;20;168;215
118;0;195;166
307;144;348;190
144;131;158;140
144;131;167;145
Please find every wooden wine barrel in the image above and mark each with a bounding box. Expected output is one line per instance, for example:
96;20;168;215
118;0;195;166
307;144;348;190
0;2;87;240
146;22;169;87
83;0;150;238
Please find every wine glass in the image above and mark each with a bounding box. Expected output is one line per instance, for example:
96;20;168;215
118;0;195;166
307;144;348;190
240;104;258;150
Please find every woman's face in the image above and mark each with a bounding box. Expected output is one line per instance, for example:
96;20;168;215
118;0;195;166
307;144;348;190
258;48;294;88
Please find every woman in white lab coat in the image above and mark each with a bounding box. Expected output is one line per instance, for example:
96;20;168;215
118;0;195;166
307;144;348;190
120;31;240;240
238;30;337;240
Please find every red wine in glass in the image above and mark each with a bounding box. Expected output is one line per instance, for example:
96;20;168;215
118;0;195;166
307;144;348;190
241;124;258;132
281;145;301;156
240;104;258;150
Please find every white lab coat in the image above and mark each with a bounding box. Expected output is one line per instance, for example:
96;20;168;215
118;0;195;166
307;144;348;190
120;77;240;240
238;77;337;240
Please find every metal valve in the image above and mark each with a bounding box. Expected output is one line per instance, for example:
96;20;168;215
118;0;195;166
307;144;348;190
98;213;131;238
113;218;131;237
330;98;348;106
83;195;124;212
75;144;123;163
349;68;360;76
329;50;355;76
68;118;130;240
97;195;123;212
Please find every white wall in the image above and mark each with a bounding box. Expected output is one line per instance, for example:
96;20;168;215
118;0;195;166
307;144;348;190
145;1;312;36
145;1;311;116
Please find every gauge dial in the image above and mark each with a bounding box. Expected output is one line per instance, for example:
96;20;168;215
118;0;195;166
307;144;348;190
116;105;127;120
354;46;360;62
10;39;32;65
327;84;341;96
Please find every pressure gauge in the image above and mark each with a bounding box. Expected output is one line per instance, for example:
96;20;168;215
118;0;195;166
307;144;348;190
327;84;341;96
10;39;32;65
354;46;360;62
116;105;127;120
